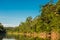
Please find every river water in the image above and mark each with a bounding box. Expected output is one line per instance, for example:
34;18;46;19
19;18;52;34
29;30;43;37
3;38;15;40
0;34;49;40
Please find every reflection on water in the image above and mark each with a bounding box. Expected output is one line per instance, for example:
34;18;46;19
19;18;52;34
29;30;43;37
0;33;6;40
3;38;15;40
0;34;49;40
0;36;3;40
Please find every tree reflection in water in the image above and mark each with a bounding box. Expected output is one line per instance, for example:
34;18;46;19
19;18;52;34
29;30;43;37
0;35;4;40
0;33;6;40
4;34;46;40
0;34;49;40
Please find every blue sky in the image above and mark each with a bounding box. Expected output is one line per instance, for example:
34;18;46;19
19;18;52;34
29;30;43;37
0;0;57;27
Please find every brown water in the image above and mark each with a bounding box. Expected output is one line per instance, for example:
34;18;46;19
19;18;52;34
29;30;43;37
0;34;47;40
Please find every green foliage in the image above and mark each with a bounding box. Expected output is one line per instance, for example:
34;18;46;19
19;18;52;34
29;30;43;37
0;23;4;31
6;0;60;33
0;23;6;34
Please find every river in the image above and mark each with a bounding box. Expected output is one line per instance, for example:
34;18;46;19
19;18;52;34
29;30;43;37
0;35;46;40
0;34;51;40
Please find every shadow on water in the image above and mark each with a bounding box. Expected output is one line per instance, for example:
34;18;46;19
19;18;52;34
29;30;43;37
0;33;51;40
0;33;50;40
0;36;3;40
4;34;47;40
0;30;6;40
0;33;6;40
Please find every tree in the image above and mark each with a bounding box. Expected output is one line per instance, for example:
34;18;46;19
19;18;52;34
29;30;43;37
0;23;6;34
0;23;4;31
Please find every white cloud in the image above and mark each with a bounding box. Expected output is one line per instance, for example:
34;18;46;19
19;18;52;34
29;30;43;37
3;24;18;27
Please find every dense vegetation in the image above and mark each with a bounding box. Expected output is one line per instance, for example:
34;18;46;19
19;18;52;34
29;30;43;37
0;0;59;35
5;0;60;33
0;23;6;34
0;0;60;40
